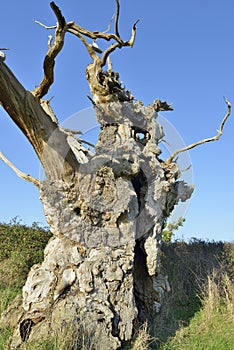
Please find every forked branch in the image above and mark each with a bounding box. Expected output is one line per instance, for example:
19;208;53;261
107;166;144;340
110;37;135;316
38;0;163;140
66;0;139;67
0;151;40;187
166;99;232;164
33;1;139;99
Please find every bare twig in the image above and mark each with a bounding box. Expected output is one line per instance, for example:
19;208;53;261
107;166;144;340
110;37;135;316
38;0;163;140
0;151;40;187
87;95;96;105
166;99;232;164
103;14;115;34
181;164;192;173
34;20;57;30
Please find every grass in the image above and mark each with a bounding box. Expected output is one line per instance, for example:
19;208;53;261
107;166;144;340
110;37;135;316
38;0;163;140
0;220;233;349
0;287;20;316
0;327;12;350
160;271;234;350
130;323;156;350
150;239;225;345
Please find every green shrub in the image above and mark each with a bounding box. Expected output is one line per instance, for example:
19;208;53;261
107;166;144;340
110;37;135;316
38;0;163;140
0;219;52;349
0;218;52;289
162;217;185;242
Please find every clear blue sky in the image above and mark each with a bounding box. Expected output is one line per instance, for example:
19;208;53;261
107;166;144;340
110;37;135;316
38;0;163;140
0;0;234;242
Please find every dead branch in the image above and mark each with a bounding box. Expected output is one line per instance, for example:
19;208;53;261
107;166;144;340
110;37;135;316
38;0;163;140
66;136;94;163
165;99;232;164
127;19;140;48
77;138;95;148
40;99;58;123
104;17;139;61
66;5;139;67
0;61;78;181
32;2;67;99
67;22;123;43
0;151;40;187
63;128;82;135
33;20;56;30
103;14;115;34
50;1;66;28
87;95;96;105
72;30;98;61
115;0;120;37
101;43;121;67
62;128;94;148
33;0;139;87
67;17;139;46
100;18;139;67
153;99;174;112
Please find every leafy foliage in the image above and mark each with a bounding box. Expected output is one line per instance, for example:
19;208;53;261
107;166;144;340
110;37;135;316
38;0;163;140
0;217;52;289
162;217;185;242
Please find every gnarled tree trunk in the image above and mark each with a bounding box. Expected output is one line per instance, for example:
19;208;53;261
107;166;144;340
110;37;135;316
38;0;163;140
0;2;230;349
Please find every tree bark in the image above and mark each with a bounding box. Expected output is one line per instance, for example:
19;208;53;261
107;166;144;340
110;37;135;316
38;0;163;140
0;61;77;182
0;61;192;346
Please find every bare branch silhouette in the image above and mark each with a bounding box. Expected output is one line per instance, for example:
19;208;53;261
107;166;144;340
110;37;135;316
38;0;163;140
166;99;232;164
0;151;40;187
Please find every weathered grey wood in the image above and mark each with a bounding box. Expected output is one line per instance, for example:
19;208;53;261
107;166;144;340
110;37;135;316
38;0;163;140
2;100;192;349
0;2;196;349
0;61;77;182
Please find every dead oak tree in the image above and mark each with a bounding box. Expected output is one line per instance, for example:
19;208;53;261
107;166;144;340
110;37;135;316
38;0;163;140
0;2;231;349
